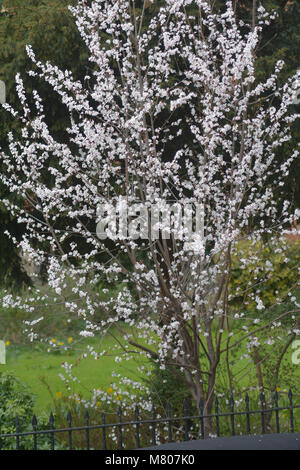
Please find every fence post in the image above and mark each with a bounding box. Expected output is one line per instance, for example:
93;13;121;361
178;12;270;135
215;396;220;437
135;405;141;448
274;390;280;433
199;397;204;439
151;403;157;446
230;394;235;436
167;401;172;442
32;415;38;450
245;393;251;435
49;412;55;450
183;398;189;441
118;406;123;450
260;391;266;434
67;410;72;450
85;410;90;450
288;389;294;433
15;415;20;450
102;411;106;450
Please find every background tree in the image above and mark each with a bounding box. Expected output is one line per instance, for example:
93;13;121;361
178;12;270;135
240;0;300;207
0;0;89;288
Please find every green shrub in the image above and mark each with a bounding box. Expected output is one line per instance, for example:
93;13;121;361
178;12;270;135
0;371;35;449
0;371;62;450
229;238;300;320
144;361;194;412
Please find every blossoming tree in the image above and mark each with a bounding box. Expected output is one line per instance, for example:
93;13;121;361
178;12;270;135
1;0;299;433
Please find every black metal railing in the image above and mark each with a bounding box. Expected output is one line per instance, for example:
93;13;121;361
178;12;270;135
0;389;299;450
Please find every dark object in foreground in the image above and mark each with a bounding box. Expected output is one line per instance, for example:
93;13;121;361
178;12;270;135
142;433;300;450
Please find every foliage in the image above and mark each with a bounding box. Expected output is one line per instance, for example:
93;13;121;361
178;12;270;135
227;238;300;394
0;371;69;449
0;371;35;449
253;0;300;207
0;0;88;140
143;360;196;415
230;238;300;316
0;0;89;289
0;199;31;290
0;371;35;429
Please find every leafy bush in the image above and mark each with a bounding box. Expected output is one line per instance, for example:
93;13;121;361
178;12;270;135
0;371;35;449
144;361;195;413
229;238;300;319
0;371;63;450
227;237;300;393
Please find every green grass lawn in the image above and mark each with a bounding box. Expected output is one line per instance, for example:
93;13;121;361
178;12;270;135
2;329;151;412
1;320;299;415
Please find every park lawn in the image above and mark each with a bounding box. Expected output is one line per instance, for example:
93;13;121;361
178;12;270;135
2;323;299;414
3;328;151;412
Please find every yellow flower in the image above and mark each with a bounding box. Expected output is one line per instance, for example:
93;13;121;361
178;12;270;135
67;337;73;344
106;387;113;394
5;341;10;347
96;401;102;407
56;391;62;399
276;387;280;392
57;341;64;346
116;395;122;401
51;338;56;343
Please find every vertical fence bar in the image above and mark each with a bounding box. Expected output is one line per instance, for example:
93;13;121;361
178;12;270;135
49;412;55;450
67;411;72;450
274;390;280;433
183;398;189;441
245;393;251;435
288;389;294;433
151;403;157;446
167;402;172;442
32;415;38;450
199;398;204;439
85;411;90;450
230;395;235;437
15;416;20;450
135;405;141;449
215;397;220;437
102;412;106;450
260;392;265;434
118;406;123;450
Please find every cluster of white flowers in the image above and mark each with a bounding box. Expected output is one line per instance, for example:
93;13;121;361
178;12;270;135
0;0;299;416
